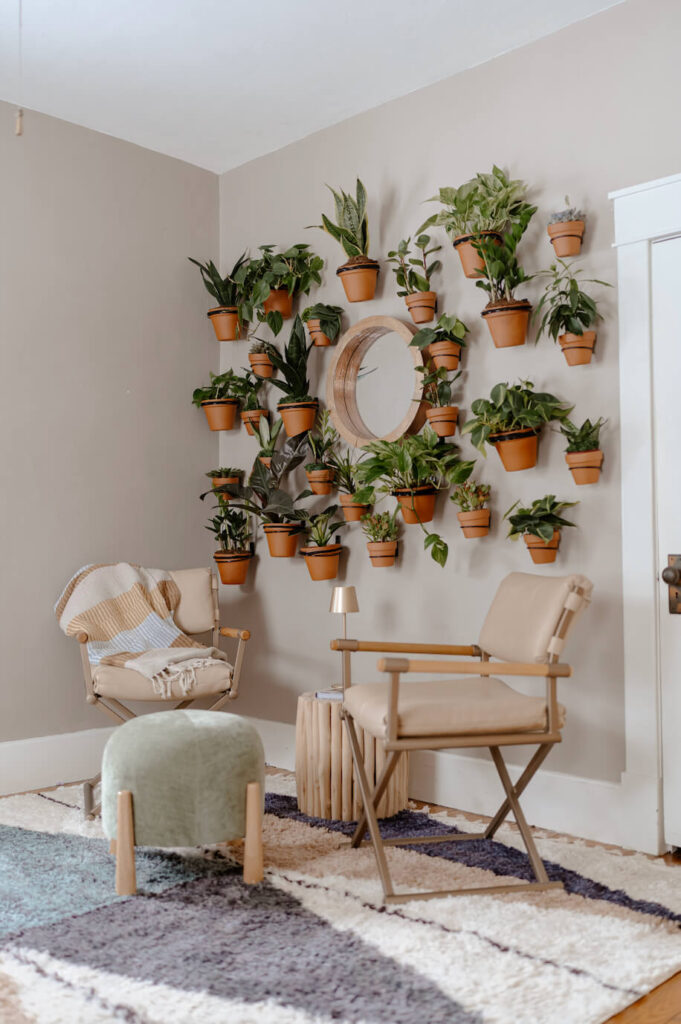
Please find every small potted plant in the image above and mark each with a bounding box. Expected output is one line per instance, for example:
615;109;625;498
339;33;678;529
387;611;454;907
548;198;585;257
304;410;338;494
560;417;605;485
534;260;609;366
225;371;267;435
206;506;253;584
248;339;275;378
206;467;243;498
188;253;250;341
301;303;344;347
410;313;469;371
462;381;572;472
266;317;318;435
252;417;284;469
474;207;535;348
312;178;379;302
192;371;240;431
300;507;346;580
361;509;400;567
387;234;441;324
505;495;578;564
450;480;491;538
331;450;374;521
253;243;324;321
418;364;461;438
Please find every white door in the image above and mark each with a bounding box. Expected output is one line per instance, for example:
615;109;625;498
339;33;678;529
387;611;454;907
652;234;681;847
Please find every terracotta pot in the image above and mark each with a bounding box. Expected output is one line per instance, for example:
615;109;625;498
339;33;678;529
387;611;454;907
393;486;437;525
426;405;458;437
566;449;603;485
201;399;238;431
457;509;491;538
405;291;437;324
481;300;532;348
240;408;268;436
248;352;274;378
453;231;502;278
307;319;332;347
211;475;240;500
279;400;318;436
263;523;301;558
548;220;585;258
207;306;241;342
259;455;273;468
367;540;398;568
428;339;462;370
336;259;379;302
339;493;372;522
524;530;560;565
263;288;293;319
490;429;538;472
305;468;336;495
214;551;252;585
559;330;596;366
300;544;342;581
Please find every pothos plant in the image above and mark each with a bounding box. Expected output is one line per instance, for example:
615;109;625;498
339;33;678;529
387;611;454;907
534;260;609;341
205;506;251;553
417;366;462;408
504;495;578;542
462;381;572;454
419;166;534;238
473;204;536;306
191;370;238;406
387;234;441;294
410;312;469;353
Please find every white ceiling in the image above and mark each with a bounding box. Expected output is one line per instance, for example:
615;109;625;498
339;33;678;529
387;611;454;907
0;0;622;174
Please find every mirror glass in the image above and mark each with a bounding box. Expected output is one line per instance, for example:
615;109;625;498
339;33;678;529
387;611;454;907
355;332;417;438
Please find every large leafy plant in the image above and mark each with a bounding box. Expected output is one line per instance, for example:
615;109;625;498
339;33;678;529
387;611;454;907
534;260;609;340
387;234;441;295
255;243;323;296
505;495;578;542
208;435;311;526
305;410;338;471
410;312;469;352
560;417;605;453
312;178;370;259
473;205;535;305
419;166;533;238
191;370;238;406
188;253;249;309
301;303;344;342
462;381;572;454
206;506;251;552
266;316;315;405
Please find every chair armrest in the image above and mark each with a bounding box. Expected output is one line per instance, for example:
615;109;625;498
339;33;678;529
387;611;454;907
377;657;571;678
218;626;251;699
220;627;251;641
77;632;89;644
331;639;479;656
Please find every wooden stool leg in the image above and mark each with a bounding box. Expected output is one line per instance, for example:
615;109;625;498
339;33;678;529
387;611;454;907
243;781;263;884
115;790;136;896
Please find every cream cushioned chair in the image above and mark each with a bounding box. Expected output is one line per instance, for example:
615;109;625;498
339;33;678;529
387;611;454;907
333;571;592;904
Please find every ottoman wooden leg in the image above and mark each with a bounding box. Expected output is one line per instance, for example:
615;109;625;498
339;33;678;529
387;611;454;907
243;781;263;884
115;790;137;896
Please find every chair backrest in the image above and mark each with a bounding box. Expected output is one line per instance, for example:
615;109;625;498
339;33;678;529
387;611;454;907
478;572;593;664
169;568;216;635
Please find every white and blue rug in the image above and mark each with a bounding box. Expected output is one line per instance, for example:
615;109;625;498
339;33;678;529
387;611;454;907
0;774;680;1023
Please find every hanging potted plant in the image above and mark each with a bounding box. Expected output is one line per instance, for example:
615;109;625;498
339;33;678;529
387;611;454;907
301;303;344;347
560;417;606;485
410;313;469;371
548;198;586;257
251;416;284;469
361;509;400;568
300;507;346;581
450;480;491;538
266;316;318;435
206;467;243;498
387;234;441;324
312;178;379;302
206;506;253;585
474;206;535;348
192;371;240;431
534;259;610;366
248;339;275;378
188;253;250;341
331;450;374;521
253;243;324;321
462;381;572;472
417;363;462;438
304;410;338;494
505;495;578;565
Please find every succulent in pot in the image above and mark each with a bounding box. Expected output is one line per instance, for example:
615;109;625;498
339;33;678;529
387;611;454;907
505;495;578;565
300;507;347;581
248;339;275;378
301;303;344;347
304;410;339;494
548;197;586;257
311;178;379;302
206;506;253;584
206;467;244;499
450;480;491;538
410;313;468;371
473;205;536;347
266;316;318;435
252;243;324;324
192;370;240;431
188;253;250;341
560;417;606;485
418;364;462;438
462;381;572;472
387;233;441;324
361;509;400;567
330;449;374;521
534;259;610;366
251;416;284;469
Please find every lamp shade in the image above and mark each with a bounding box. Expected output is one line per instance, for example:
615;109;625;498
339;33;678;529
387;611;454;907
329;585;359;615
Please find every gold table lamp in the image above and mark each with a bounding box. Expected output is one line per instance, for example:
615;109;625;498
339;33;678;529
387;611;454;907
329;585;359;640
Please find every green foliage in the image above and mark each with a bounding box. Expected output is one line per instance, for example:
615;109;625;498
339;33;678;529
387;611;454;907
417;366;461;409
419;166;534;239
266;317;315;404
473;205;535;304
311;178;370;258
560;417;605;453
462;381;572;454
206;467;243;479
226;371;263;411
188;253;249;309
410;313;469;351
191;370;239;407
505;495;578;542
252;416;284;458
206;506;251;552
359;427;474;492
534;260;609;341
450;480;491;512
549;196;585;223
249;339;270;355
361;509;399;543
387;234;441;295
209;434;311;525
305;410;338;471
328;449;374;504
301;303;344;341
255;243;324;296
303;506;347;547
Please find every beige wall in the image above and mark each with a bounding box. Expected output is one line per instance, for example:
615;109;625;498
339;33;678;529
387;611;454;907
0;102;219;741
218;0;681;783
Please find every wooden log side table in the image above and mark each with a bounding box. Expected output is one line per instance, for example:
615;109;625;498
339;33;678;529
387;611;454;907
295;691;409;821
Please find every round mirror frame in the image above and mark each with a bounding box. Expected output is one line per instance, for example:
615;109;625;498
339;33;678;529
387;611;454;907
326;315;426;448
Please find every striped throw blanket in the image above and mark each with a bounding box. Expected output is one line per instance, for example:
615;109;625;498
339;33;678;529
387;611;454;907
55;563;230;698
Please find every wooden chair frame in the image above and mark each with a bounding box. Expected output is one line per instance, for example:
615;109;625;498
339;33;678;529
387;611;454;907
332;584;586;904
76;570;250;818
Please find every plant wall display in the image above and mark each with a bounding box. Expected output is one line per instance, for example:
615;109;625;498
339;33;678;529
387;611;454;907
192;370;241;431
410;313;469;371
534;260;610;366
206;505;253;584
450;480;491;538
300;507;347;580
473;204;536;348
188;253;250;341
361;509;400;567
304;410;339;494
548;197;586;257
301;303;344;347
265;317;317;435
312;178;379;302
505;495;578;565
560;417;605;484
387;234;441;324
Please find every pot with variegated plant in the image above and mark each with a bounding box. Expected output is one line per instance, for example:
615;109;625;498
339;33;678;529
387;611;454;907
192;371;240;431
331;450;374;522
534;260;610;367
361;509;400;567
312;178;379;302
505;495;578;565
300;507;347;581
560;417;605;485
410;313;469;372
301;303;344;347
548;198;585;257
188;253;250;341
450;480;491;538
387;234;441;324
304;410;339;495
206;506;253;585
266;317;318;436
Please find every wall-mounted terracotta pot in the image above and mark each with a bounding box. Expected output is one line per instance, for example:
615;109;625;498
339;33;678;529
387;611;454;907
306;319;332;347
336;259;379;302
240;409;268;436
393;485;437;525
548;221;585;258
300;544;342;581
566;449;603;485
263;523;300;558
367;540;398;567
524;530;560;565
214;551;252;584
201;399;239;431
428;340;462;370
211;475;241;499
559;330;596;366
405;291;437;324
263;288;293;319
425;405;458;437
481;300;532;348
207;306;241;341
279;400;318;436
305;468;336;495
248;352;274;378
457;509;491;538
452;231;501;278
339;493;372;522
259;455;273;468
490;428;538;472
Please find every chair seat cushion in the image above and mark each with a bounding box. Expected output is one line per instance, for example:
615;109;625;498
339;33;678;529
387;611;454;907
93;661;231;701
343;677;565;739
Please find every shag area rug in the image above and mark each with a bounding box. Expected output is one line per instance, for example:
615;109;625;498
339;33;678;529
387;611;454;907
0;774;680;1024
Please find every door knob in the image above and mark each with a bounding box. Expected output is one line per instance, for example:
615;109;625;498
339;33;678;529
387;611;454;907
663;556;681;614
662;566;681;586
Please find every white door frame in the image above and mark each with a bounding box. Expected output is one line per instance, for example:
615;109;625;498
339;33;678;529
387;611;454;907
610;172;681;855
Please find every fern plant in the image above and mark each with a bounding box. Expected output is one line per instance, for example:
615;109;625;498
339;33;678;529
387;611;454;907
312;178;370;259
